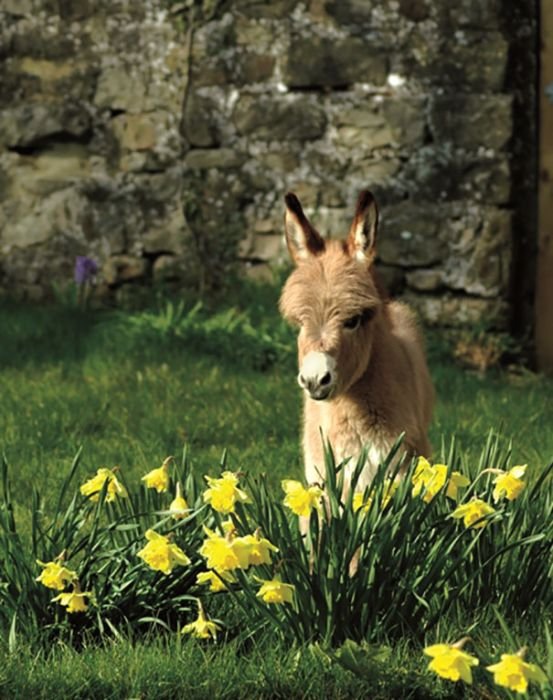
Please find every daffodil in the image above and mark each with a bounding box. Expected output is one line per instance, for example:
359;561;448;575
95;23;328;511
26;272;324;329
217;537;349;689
52;582;92;614
446;472;470;500
198;526;250;572
181;602;220;640
282;480;323;517
137;529;190;574
412;458;447;503
486;650;547;693
36;559;77;591
203;471;249;514
196;570;235;592
424;642;479;683
169;483;189;520
80;467;127;502
256;577;295;605
451;498;496;529
142;456;172;493
237;531;278;566
353;479;398;513
492;465;527;502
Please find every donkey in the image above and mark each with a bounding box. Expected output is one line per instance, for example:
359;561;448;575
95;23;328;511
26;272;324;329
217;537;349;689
279;190;434;493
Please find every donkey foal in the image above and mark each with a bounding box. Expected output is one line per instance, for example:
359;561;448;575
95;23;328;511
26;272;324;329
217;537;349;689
279;190;434;494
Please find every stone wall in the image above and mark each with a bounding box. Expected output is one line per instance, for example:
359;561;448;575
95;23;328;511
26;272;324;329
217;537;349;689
0;0;537;327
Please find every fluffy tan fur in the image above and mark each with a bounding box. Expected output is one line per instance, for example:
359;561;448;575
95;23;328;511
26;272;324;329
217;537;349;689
280;191;434;492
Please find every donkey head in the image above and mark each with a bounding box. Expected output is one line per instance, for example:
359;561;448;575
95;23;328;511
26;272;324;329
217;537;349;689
279;190;383;401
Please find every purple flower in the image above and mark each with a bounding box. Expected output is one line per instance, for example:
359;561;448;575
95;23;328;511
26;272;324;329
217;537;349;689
74;256;99;285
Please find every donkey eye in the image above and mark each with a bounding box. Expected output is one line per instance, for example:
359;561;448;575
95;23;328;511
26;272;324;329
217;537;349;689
344;308;376;330
344;314;362;330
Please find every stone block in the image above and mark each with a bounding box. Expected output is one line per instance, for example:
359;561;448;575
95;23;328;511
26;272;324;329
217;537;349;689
111;114;158;151
110;112;183;170
103;255;148;285
182;93;221;148
255;151;300;174
249;233;286;261
284;34;387;88
288;182;345;207
234;18;276;48
242;261;276;282
379;202;447;266
152;254;186;281
382;97;426;147
400;146;510;204
17;57;81;82
233;95;327;140
9;143;90;197
190;57;231;87
442;208;512;297
94;64;147;112
0;102;90;148
406;269;443;292
429;95;512;150
235;52;276;84
337;123;394;151
348;157;402;184
184;149;244;170
462;158;510;204
143;208;187;255
403;292;509;329
307;207;351;237
439;31;508;91
404;29;508;92
1;187;87;250
10;57;97;103
335;97;425;150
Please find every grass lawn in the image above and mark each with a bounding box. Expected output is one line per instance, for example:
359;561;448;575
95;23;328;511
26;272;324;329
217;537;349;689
0;286;552;698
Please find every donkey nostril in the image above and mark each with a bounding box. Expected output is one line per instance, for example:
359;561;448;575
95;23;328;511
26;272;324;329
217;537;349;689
299;374;306;386
320;372;331;386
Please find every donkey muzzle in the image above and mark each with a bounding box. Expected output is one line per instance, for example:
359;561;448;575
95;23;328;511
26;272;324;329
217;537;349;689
298;352;337;400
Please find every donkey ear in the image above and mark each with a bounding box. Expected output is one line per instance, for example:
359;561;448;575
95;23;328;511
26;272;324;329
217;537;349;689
284;192;325;263
347;190;379;263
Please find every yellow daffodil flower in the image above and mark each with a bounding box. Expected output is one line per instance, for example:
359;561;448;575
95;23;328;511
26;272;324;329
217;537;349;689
237;532;278;566
137;529;190;575
36;559;77;591
451;498;496;529
203;471;249;514
80;467;127;502
446;472;470;500
492;465;527;502
353;479;398;513
424;643;479;683
52;583;92;614
169;483;189;520
412;458;447;503
256;577;295;605
196;570;235;592
282;480;323;517
142;457;172;493
181;603;220;640
486;650;547;693
198;526;250;572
